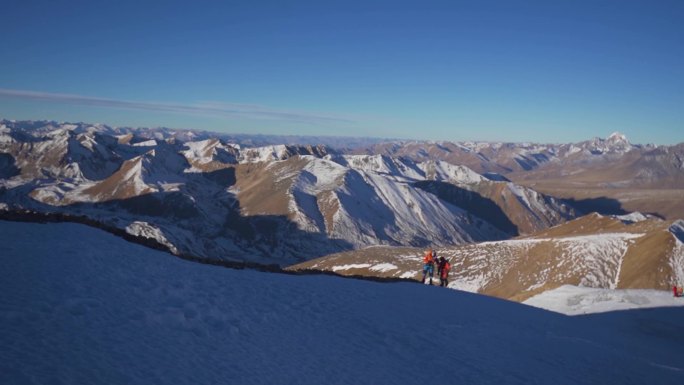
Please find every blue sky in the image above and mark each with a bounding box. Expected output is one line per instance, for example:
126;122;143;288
1;0;682;144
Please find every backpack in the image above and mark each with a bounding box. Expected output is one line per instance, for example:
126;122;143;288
424;253;433;264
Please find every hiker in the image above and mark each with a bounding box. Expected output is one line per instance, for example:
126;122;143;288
421;248;435;285
437;256;451;287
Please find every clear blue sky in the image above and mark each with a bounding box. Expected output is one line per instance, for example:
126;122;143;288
1;0;682;144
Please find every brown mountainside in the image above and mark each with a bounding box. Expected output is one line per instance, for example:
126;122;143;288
289;214;684;302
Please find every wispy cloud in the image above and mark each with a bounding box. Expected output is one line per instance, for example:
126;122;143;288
0;88;353;125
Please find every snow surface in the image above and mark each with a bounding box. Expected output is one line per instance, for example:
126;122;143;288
2;220;684;384
524;285;684;315
419;160;486;184
132;139;157;147
331;263;372;271
125;221;178;254
287;156;506;247
0;124;12;144
181;139;218;166
369;263;399;273
615;212;649;223
239;145;288;163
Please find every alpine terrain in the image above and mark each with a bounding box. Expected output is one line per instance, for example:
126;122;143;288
1;120;576;264
291;213;684;302
1;119;683;306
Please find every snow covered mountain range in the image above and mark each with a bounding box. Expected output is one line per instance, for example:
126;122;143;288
1;119;682;300
355;131;683;186
0;120;577;264
355;131;684;220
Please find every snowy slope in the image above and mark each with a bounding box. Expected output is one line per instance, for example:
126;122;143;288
294;232;648;296
331;162;503;244
524;285;684;315
291;214;684;301
2;220;684;384
275;154;574;247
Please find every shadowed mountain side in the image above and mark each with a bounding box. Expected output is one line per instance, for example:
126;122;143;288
671;221;684;243
78;192;202;220
195;166;236;186
56;197;354;263
562;197;628;216
0;153;20;179
414;180;518;235
0;213;377;283
4;165;354;263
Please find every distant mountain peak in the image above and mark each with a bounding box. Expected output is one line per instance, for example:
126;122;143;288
583;132;633;154
607;131;629;144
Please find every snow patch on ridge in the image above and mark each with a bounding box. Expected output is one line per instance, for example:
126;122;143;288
239;145;288;163
125;221;178;254
332;263;372;271
341;154;423;181
132;139;157;147
615;212;649;223
369;263;398;272
181;139;218;167
298;156;347;192
418;160;485;184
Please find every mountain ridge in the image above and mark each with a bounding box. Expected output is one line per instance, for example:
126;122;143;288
289;213;684;301
2;121;578;264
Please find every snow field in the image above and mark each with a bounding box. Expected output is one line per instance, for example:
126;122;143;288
2;220;684;384
525;285;684;315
